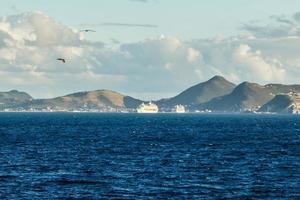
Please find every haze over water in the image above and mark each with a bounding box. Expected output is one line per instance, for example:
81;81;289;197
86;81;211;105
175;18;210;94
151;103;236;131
0;113;299;199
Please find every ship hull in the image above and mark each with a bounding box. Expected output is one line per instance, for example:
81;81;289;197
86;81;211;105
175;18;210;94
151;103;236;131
137;110;158;113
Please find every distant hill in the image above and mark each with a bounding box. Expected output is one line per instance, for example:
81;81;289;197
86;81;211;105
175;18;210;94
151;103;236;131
19;90;143;111
157;76;236;109
265;84;300;94
202;82;300;112
259;94;300;114
1;76;300;113
0;90;33;109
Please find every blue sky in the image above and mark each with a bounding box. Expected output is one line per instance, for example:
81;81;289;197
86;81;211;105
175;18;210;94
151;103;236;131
0;1;300;99
2;0;300;42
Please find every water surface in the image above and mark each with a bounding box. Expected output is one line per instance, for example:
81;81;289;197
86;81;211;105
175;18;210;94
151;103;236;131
0;113;299;199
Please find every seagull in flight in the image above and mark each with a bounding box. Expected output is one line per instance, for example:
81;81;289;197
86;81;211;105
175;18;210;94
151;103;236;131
57;58;66;63
80;29;96;32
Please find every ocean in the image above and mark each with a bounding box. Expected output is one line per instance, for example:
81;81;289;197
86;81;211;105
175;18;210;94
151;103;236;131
0;113;299;199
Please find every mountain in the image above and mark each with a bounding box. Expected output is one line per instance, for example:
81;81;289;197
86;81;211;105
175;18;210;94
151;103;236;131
259;94;300;114
1;77;299;113
265;84;300;94
0;90;33;109
202;82;300;112
19;90;143;111
157;76;236;109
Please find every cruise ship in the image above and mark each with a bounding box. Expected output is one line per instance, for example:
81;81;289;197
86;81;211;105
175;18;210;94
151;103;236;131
173;105;186;113
290;92;300;114
137;102;159;113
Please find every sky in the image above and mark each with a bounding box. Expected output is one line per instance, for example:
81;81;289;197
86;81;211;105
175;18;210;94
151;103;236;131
0;0;300;100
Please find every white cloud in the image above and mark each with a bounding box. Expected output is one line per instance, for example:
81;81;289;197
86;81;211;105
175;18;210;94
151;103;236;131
0;11;299;99
233;44;286;81
1;11;81;47
186;48;202;63
242;12;300;38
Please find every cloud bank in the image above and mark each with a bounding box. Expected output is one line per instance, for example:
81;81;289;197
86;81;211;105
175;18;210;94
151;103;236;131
0;12;299;99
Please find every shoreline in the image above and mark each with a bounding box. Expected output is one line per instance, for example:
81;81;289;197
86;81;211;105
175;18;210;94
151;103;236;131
0;111;298;116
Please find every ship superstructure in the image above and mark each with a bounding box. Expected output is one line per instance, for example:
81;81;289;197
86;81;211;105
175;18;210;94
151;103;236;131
173;105;186;113
137;102;159;113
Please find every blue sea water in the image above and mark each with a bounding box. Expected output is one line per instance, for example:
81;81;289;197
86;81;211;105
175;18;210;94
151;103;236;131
0;113;299;199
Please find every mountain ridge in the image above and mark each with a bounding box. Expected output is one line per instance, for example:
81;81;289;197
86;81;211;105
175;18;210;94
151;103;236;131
156;75;236;110
201;81;300;112
1;76;299;113
16;90;143;111
0;90;33;109
259;94;300;114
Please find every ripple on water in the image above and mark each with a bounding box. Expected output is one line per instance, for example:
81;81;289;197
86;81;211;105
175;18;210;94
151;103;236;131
0;113;299;199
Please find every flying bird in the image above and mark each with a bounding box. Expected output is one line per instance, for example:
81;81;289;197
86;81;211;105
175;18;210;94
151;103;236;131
57;58;66;63
80;29;96;32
